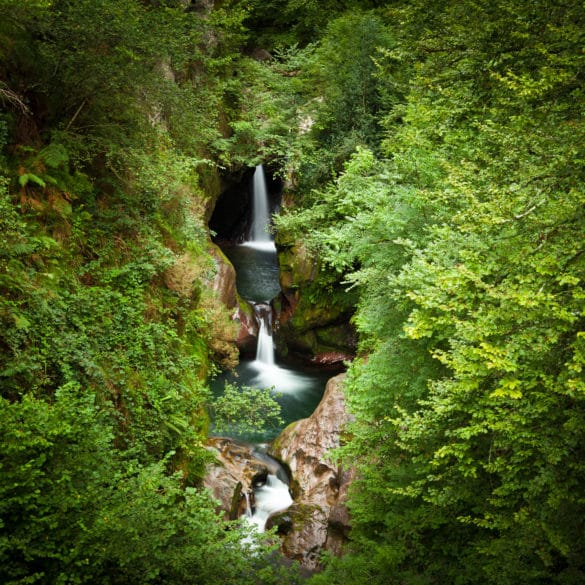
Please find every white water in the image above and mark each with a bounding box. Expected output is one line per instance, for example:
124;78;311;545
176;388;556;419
254;303;275;366
250;303;313;394
247;361;314;394
250;165;272;244
227;165;307;532
241;240;276;252
245;474;293;533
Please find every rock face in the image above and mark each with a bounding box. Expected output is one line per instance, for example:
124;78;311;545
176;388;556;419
274;239;357;364
233;301;257;357
203;437;284;520
208;243;258;354
209;243;237;308
268;373;354;570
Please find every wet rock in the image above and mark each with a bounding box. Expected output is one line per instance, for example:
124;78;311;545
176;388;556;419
207;243;260;355
277;503;329;566
310;351;354;367
209;243;237;308
269;374;354;570
233;299;258;357
203;437;282;520
266;510;294;536
278;241;316;290
273;238;356;363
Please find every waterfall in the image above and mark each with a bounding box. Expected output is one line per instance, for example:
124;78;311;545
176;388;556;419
249;300;313;394
241;448;294;533
245;475;293;533
254;303;275;366
244;491;253;517
250;165;272;244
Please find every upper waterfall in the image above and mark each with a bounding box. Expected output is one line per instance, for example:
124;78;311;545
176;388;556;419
246;165;275;251
250;165;271;243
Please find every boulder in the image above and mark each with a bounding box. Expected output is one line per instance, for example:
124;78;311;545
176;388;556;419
269;374;354;570
208;243;237;308
274;238;357;363
203;437;283;520
208;243;259;354
233;300;258;357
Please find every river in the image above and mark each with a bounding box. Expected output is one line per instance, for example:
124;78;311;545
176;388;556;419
211;165;332;532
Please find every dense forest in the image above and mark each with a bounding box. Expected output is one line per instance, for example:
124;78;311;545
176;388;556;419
1;1;584;584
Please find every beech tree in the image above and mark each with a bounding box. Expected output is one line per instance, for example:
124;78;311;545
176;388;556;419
279;1;585;583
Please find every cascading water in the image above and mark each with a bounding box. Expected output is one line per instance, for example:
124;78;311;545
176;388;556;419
238;448;293;534
250;165;272;245
245;475;293;533
211;163;332;529
240;169;314;393
214;163;331;433
254;303;275;366
250;301;312;395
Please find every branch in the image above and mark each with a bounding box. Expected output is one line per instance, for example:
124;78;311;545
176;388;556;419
65;99;87;131
0;84;30;115
514;199;545;220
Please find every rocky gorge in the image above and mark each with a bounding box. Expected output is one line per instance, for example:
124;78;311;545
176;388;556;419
203;374;353;570
203;168;355;569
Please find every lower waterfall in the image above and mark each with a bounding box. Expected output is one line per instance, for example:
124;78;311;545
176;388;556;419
245;474;293;533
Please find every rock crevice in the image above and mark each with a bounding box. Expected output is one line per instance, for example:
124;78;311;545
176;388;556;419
268;373;354;570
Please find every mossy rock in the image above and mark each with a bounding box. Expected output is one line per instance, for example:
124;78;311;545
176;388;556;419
236;292;254;317
284;502;325;531
315;323;356;350
278;241;316;289
265;510;294;535
276;322;356;361
270;419;300;456
290;296;348;332
275;237;357;362
275;329;316;357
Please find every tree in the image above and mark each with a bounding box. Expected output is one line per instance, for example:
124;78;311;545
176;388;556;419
280;1;585;582
0;385;299;585
0;1;302;582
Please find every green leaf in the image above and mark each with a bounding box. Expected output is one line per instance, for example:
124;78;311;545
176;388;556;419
18;173;46;188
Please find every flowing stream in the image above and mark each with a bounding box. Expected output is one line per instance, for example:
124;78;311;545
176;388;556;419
218;165;331;441
214;165;330;531
245;475;293;532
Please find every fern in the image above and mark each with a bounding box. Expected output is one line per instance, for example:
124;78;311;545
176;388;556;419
18;173;46;188
38;143;69;169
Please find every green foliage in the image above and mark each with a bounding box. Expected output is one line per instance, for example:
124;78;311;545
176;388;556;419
4;0;585;581
0;1;304;581
0;385;297;585
210;50;310;170
239;0;380;48
275;1;585;583
219;7;399;182
287;10;398;189
212;381;284;436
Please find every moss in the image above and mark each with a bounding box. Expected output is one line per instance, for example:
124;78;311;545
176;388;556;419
236;292;254;319
289;503;324;529
290;294;348;332
278;241;316;288
229;481;244;520
198;164;223;221
275;237;357;361
270;420;299;455
315;323;356;350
